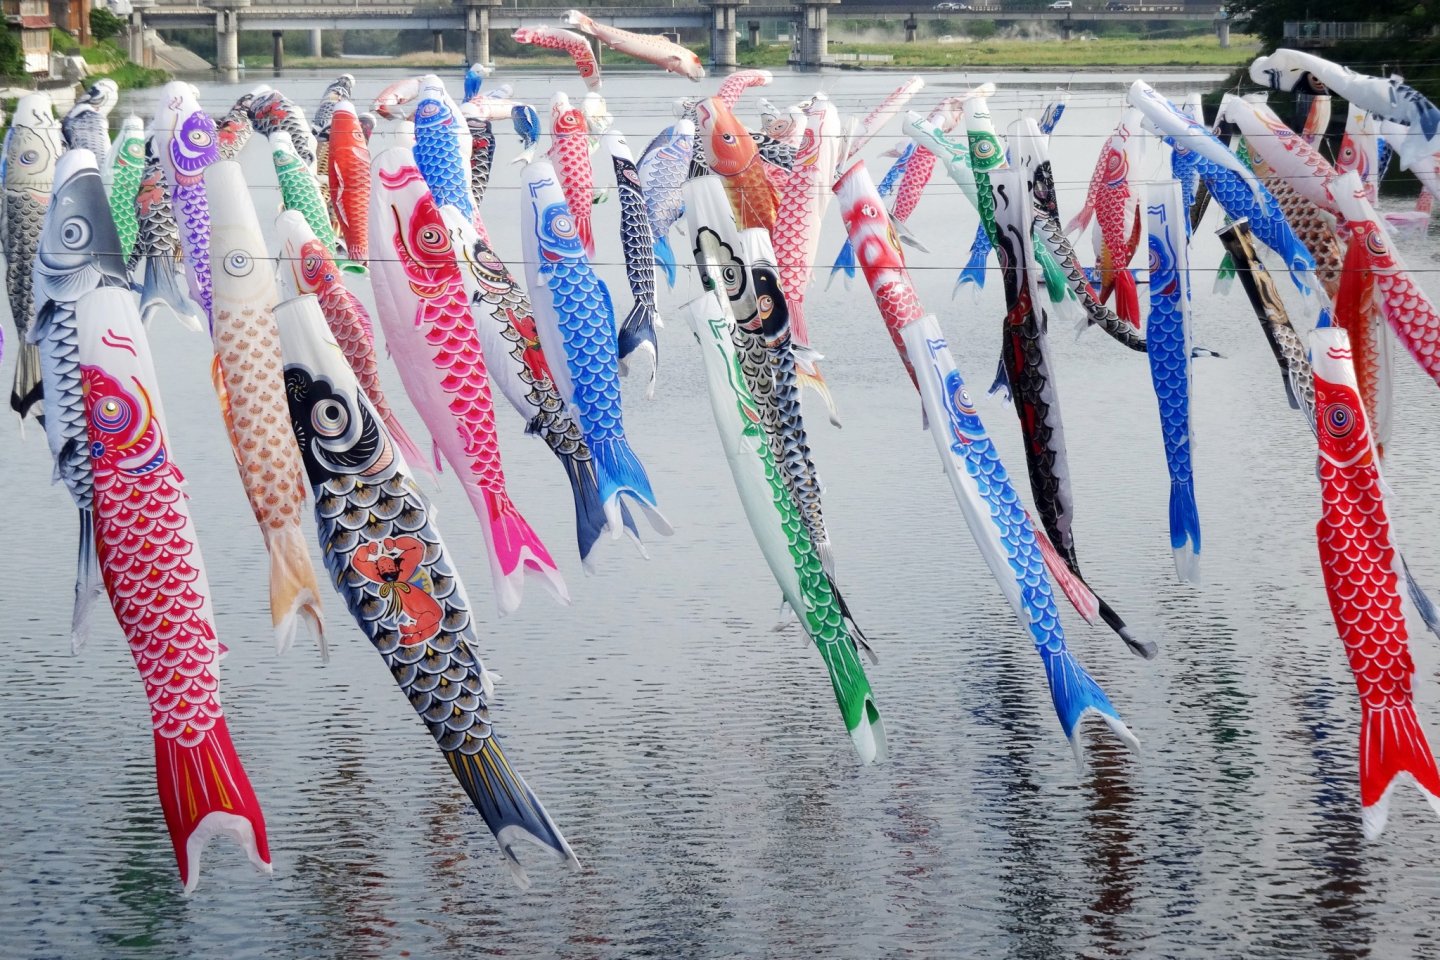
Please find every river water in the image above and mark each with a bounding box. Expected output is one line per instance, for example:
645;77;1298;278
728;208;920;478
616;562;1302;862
5;65;1440;959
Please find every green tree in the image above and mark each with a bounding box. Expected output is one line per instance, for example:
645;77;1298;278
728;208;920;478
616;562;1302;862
91;7;125;42
1231;0;1421;45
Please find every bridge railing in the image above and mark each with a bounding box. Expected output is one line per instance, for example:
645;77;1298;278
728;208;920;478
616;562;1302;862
1282;20;1399;42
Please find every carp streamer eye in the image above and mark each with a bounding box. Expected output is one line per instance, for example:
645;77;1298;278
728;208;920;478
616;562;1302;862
302;253;322;277
1365;231;1387;258
550;214;576;239
861;203;878;218
312;398;349;437
19;149;37;165
187;127;213;148
1324;402;1355;438
94;396;131;434
417;225;448;253
225;251;254;276
757;294;774;316
61;217;92;249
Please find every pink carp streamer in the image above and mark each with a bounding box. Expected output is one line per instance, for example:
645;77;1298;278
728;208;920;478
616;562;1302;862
512;26;601;90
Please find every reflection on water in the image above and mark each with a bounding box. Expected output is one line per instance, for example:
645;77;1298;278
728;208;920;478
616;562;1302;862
3;65;1440;959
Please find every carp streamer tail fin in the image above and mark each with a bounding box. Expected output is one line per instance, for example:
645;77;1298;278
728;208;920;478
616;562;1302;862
591;436;672;539
616;298;659;400
153;722;272;894
554;445;643;572
1357;701;1440;839
482;487;570;613
267;524;327;659
1169;478;1202;585
71;505;106;654
446;737;581;890
9;338;43;421
1113;266;1141;331
653;234;677;287
829;237;857;289
958;225;990;292
1040;644;1140;771
791;348;841;428
139;254;204;332
1401;556;1440;639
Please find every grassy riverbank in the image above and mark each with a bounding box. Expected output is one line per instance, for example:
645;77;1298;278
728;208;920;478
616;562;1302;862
52;34;170;89
248;33;1257;74
765;35;1260;69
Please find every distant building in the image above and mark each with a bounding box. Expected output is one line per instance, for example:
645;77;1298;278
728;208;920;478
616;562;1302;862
5;0;54;74
50;0;89;44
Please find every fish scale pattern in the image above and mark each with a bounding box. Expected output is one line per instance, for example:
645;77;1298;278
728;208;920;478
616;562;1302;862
1190;152;1317;292
1333;235;1388;448
456;230;619;564
328;103;370;262
693;308;876;739
545;257;624;445
891;145;935;223
132;144;182;271
289;233;420;465
991;175;1079;575
317;473;488;748
414;94;473;218
466;113;495;204
834;162;923;389
306;460;573;871
771;122;825;343
61;108;108;157
1219;222;1317;424
750;250;830;565
216;104;253;160
1032;162;1146;352
549;100;596;257
159;96;220;320
84;353;270;889
107;126;145;259
273;136;345;263
917;332;1126;741
1341;216;1440;387
249;91;316;169
1146;202;1199;571
637;121;691;276
610;136;660;380
1312;339;1440;826
1253;161;1343;297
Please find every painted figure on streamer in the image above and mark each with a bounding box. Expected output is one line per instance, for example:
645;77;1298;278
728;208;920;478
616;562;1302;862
351;536;443;646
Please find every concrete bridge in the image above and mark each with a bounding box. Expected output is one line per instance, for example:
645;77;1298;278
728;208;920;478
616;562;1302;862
123;0;1234;80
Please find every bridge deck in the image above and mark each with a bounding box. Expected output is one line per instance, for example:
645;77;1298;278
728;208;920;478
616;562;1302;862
145;2;1226;32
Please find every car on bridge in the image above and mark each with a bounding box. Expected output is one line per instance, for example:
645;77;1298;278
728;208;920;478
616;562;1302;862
1048;0;1073;8
934;2;973;9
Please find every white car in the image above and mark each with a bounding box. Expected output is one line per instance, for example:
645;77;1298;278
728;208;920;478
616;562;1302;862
1049;1;1074;8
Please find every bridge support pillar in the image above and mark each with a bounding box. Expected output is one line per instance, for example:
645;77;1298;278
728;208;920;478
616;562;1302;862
310;28;322;57
272;30;283;71
904;16;918;42
457;0;501;68
747;20;760;47
1215;19;1230;48
703;0;745;69
127;0;153;66
206;0;249;83
433;30;443;54
1059;19;1073;41
794;0;838;69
